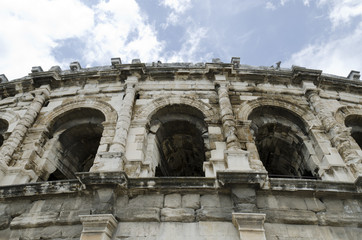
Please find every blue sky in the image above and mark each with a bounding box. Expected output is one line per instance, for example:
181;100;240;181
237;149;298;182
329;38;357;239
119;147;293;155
1;0;362;80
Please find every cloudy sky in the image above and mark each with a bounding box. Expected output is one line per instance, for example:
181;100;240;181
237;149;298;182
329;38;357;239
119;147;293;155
1;0;362;80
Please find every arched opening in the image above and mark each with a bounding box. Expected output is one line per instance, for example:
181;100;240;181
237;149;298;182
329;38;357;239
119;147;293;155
345;115;362;148
248;106;316;178
46;108;105;180
0;119;9;147
149;105;208;177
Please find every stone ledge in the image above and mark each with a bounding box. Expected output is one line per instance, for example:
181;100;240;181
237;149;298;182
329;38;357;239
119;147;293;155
269;178;359;194
0;172;360;199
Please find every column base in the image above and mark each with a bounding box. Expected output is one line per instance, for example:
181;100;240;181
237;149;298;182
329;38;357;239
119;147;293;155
91;152;124;172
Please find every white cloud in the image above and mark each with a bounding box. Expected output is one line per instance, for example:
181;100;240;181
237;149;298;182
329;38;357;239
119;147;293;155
286;0;362;76
159;0;192;28
326;0;362;27
0;0;94;80
286;22;362;76
165;26;210;62
0;0;166;80
266;2;276;10
160;0;192;14
83;0;164;66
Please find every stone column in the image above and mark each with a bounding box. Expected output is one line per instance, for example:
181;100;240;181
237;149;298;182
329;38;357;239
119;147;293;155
79;214;118;240
307;90;360;180
215;75;251;171
232;213;266;240
0;85;50;166
0;85;50;185
110;76;138;153
91;76;138;172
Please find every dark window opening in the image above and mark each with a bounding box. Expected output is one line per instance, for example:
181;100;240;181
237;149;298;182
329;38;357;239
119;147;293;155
0;119;9;147
345;115;362;148
151;104;207;177
46;108;105;180
249;106;317;178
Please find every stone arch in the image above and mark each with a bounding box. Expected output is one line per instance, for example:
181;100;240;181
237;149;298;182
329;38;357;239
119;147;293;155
335;105;362;148
335;105;362;124
0;110;19;147
237;97;321;130
238;98;320;178
135;96;218;122
31;98;117;180
0;109;19;131
136;96;214;177
37;98;117;129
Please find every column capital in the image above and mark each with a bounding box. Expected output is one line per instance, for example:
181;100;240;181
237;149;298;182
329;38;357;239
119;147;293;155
232;212;266;240
80;214;118;240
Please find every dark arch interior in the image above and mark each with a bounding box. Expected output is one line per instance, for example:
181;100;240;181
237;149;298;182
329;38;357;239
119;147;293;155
47;108;105;180
248;106;315;178
152;104;207;177
0;119;9;147
345;115;362;148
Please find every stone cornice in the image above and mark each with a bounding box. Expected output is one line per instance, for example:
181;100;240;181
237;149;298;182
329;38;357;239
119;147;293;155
0;171;360;199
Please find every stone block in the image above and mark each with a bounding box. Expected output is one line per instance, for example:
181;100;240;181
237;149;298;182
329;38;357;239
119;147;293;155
198;221;239;237
128;194;164;208
322;199;344;212
0;215;10;230
231;187;256;203
161;208;195;222
196;207;232;221
234;203;257;212
164;194;181;208
304;198;326;212
116;222;161;237
117;208;160;222
10;212;59;229
210;149;224;160
200;194;220;207
277;196;307;210
256;195;279;209
317;212;362;227
208;127;222;135
182;194;200;209
265;209;318;224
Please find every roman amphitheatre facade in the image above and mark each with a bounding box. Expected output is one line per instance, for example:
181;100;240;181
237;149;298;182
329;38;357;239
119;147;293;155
0;58;361;239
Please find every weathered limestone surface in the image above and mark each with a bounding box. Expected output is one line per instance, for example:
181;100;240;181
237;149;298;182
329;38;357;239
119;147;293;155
0;60;361;239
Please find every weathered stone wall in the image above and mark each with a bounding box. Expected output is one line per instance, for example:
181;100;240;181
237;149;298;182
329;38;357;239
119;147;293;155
0;60;361;239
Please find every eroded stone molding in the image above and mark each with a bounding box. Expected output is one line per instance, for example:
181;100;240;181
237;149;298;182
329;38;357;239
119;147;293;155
307;90;361;179
232;212;266;240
